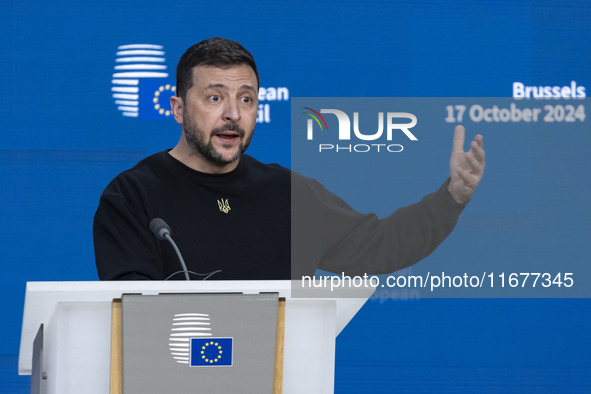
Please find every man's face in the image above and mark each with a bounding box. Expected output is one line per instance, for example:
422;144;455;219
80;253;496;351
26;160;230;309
178;65;258;167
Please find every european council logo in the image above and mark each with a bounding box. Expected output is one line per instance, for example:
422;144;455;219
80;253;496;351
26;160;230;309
111;43;175;119
190;338;234;367
168;313;234;368
169;313;212;365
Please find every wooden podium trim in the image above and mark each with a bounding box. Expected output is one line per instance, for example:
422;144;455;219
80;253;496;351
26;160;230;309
110;299;122;394
273;297;286;394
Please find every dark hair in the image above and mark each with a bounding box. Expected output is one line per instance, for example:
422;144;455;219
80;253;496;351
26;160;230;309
175;37;259;100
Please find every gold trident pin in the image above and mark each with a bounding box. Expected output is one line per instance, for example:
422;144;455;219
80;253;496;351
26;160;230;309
217;198;231;214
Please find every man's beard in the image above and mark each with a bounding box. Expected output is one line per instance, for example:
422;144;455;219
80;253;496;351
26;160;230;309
183;113;253;167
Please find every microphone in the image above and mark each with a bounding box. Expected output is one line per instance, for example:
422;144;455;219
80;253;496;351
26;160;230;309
149;218;190;280
149;218;171;240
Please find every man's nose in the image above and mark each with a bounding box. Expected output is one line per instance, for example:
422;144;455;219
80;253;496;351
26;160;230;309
222;99;241;122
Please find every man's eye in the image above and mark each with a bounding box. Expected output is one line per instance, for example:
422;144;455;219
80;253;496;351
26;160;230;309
242;97;252;103
209;95;221;102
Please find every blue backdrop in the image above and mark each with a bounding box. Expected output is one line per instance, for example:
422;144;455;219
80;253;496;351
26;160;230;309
2;0;590;392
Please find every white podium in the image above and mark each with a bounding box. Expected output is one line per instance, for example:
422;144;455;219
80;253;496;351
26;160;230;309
19;281;374;394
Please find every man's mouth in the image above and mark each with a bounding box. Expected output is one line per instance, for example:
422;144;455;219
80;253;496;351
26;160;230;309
214;131;240;143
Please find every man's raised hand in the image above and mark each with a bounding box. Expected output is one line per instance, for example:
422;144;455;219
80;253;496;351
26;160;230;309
448;125;485;204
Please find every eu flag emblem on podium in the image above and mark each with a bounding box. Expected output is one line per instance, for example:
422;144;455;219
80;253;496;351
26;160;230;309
190;338;233;367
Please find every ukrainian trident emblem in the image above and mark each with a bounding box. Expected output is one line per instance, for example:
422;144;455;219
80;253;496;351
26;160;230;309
217;198;231;214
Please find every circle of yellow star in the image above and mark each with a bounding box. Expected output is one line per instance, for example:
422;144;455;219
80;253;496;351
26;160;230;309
200;341;223;363
152;84;176;117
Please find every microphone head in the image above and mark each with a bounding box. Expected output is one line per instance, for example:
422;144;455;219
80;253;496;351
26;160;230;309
149;218;171;240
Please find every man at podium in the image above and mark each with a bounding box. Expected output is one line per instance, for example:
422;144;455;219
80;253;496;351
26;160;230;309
93;37;485;281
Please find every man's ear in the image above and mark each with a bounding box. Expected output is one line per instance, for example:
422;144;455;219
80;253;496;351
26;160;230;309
170;95;184;125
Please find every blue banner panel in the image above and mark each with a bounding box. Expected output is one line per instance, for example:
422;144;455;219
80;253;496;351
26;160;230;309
2;0;591;392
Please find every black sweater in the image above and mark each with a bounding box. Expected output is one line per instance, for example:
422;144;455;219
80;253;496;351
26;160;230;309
93;151;465;280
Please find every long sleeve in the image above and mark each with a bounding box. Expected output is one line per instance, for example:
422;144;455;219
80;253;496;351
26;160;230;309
291;175;466;277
